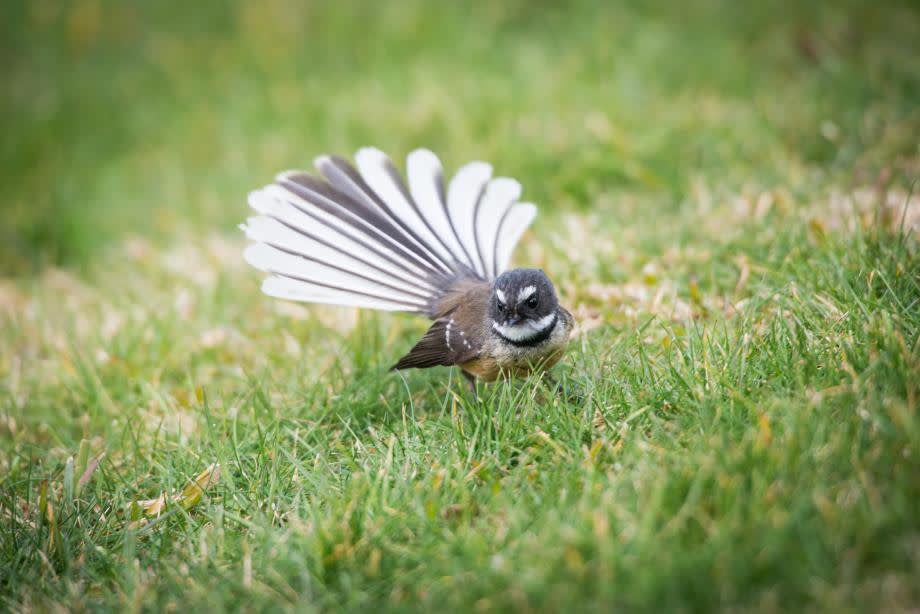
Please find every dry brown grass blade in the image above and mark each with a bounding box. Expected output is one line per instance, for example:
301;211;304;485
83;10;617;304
132;463;221;525
77;453;104;493
178;463;221;510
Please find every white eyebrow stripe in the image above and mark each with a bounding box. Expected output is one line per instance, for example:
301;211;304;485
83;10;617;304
496;288;506;303
518;286;536;302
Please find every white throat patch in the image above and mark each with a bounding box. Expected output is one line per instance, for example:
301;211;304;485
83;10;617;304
492;312;557;342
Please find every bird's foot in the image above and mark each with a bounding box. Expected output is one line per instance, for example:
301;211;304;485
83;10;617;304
545;375;584;403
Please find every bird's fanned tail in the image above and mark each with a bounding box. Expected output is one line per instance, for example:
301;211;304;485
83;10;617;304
241;148;537;316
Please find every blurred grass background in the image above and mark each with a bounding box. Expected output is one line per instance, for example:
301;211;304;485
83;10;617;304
2;0;918;272
2;1;920;612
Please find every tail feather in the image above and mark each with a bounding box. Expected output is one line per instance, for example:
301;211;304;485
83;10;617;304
406;149;480;272
495;203;538;275
447;161;492;277
312;156;450;274
275;173;443;279
251;184;438;284
475;177;521;278
355;147;457;274
244;243;429;307
262;275;424;312
242;148;538;315
241;216;435;296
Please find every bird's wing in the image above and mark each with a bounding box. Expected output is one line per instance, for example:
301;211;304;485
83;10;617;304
391;278;491;370
390;317;482;370
241;148;537;316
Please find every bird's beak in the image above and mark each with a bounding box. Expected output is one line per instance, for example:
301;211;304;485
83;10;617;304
506;314;523;326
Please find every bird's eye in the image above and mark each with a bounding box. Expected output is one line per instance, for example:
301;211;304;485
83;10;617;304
496;300;506;312
526;295;538;309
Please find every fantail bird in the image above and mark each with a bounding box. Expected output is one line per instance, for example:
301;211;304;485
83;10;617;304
241;148;574;391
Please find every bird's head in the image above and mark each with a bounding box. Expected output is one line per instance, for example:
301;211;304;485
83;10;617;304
489;269;559;342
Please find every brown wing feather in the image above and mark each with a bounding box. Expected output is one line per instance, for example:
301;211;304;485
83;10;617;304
390;319;477;370
391;278;491;371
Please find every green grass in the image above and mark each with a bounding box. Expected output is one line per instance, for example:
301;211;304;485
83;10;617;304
2;0;920;611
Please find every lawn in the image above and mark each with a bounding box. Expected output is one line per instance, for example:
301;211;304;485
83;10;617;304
2;0;920;611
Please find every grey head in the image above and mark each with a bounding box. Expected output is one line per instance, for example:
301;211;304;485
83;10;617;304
489;268;560;343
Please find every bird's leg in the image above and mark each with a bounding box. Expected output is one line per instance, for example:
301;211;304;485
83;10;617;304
544;373;584;402
462;371;478;396
542;372;561;393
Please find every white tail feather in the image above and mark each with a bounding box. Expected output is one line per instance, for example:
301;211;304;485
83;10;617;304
355;148;454;273
262;276;418;311
494;203;537;274
407;149;469;267
271;174;442;279
249;186;436;286
243;148;537;314
310;156;449;277
475;178;521;278
240;216;433;295
447;161;492;277
244;243;428;307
